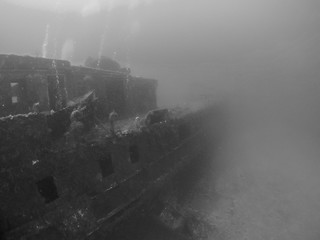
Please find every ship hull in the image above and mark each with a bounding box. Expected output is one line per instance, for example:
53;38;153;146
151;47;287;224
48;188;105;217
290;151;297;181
1;106;217;240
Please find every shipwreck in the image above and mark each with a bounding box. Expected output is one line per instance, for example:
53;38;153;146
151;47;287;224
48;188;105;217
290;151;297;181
0;54;219;239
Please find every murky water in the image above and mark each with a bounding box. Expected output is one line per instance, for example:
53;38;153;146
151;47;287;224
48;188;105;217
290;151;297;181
102;119;320;240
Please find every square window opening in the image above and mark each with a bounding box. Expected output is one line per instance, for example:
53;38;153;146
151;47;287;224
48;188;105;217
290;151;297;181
129;145;139;164
99;154;114;177
36;176;59;204
10;82;19;104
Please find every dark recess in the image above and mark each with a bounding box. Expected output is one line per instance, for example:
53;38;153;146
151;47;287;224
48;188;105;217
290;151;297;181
129;145;139;163
178;123;190;140
36;176;59;204
99;154;114;177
